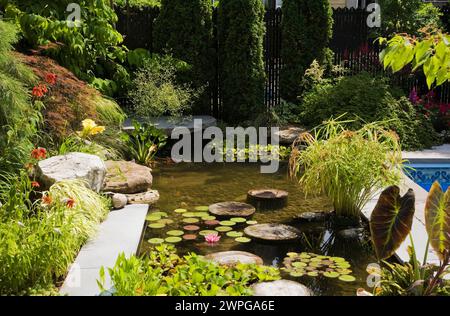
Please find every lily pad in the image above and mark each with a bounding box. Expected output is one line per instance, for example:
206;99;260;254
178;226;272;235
183;225;200;231
146;215;161;221
166;230;184;236
148;238;164;245
226;231;243;238
219;220;236;226
165;236;182;243
289;271;304;277
292;262;307;268
152;211;168;217
182;218;200;224
195;206;209;211
202;215;216;221
158;219;174;225
182;234;197;240
199;230;219;236
246;220;258;225
230;217;247;223
215;226;233;232
194;212;209;217
307;271;319;277
182;212;196;217
148;223;165;229
323;271;340;278
235;237;251;243
174;208;187;213
338;275;356;282
204;220;220;226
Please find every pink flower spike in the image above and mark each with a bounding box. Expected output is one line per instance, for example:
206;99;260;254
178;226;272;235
205;234;221;244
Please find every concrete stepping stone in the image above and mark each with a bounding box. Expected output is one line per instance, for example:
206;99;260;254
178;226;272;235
209;202;255;218
205;251;263;266
252;280;313;296
244;223;300;242
247;189;288;209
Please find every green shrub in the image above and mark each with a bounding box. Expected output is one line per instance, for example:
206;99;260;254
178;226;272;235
377;0;443;36
217;0;266;123
289;119;403;219
281;0;333;102
154;0;214;113
298;73;440;150
98;244;280;296
129;56;197;118
114;0;161;9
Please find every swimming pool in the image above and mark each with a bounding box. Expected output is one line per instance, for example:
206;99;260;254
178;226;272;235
405;163;450;191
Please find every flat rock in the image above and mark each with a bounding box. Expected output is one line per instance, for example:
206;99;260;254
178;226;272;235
275;126;307;145
252;280;313;296
337;227;365;239
244;224;300;241
36;152;106;192
295;211;329;222
205;251;263;266
104;161;153;194
209;202;255;218
126;190;159;205
247;189;288;209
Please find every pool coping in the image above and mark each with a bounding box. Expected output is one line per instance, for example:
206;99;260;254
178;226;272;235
361;144;450;267
59;204;148;296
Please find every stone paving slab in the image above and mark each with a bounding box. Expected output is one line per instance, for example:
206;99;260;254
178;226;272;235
403;144;450;162
59;204;148;296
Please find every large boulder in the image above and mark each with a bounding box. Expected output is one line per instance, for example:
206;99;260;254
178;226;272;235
36;152;106;192
252;280;313;296
104;161;153;194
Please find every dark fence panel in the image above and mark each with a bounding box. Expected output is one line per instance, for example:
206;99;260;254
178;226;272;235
116;6;450;113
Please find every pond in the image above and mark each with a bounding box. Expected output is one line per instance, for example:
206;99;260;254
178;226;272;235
139;162;377;296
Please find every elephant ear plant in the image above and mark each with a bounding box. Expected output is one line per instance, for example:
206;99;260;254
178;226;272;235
368;182;450;296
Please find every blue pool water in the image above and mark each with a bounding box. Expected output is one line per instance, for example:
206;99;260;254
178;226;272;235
405;163;450;191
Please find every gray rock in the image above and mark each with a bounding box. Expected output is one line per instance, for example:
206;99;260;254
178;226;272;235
112;193;127;209
338;227;365;239
252;280;313;296
36;152;106;192
104;161;153;194
244;224;301;242
275;126;307;145
126;190;160;205
205;251;263;266
295;211;329;222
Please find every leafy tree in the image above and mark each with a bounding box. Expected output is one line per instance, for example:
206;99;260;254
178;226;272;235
217;0;266;123
153;0;214;113
280;0;333;102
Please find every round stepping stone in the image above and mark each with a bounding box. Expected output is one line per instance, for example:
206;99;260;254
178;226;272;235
205;251;263;266
295;211;329;222
244;224;300;242
251;280;313;296
183;234;197;240
209;202;255;218
247;189;288;209
183;225;200;231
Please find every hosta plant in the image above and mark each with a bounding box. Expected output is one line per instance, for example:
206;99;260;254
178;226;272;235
368;181;450;296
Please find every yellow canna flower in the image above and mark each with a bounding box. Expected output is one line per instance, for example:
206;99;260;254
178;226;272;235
82;119;97;130
78;119;105;138
90;126;106;135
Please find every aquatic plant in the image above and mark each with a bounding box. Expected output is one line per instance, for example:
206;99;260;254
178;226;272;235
205;234;221;244
289;117;403;219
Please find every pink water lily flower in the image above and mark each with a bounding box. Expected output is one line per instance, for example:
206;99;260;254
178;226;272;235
205;234;221;244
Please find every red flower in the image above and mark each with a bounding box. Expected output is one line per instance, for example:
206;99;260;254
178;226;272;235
45;73;57;85
40;84;48;94
42;194;53;206
65;197;76;209
32;86;44;98
31;181;40;188
31;147;47;160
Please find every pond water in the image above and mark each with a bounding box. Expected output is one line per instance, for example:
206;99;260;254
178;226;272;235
139;162;377;296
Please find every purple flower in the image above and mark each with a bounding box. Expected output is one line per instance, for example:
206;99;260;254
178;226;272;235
409;87;420;105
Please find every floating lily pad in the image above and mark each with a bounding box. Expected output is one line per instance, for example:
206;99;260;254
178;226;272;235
183;234;197;240
174;208;187;213
182;212;196;217
166;230;184;236
199;230;219;236
230;217;247;223
148;238;164;245
338;275;356;282
146;215;161;221
195;206;209;211
194;212;209;217
182;218;200;224
165;236;182;243
215;226;233;232
219;220;236;226
158;219;174;225
246;220;258;225
152;211;168;217
323;271;340;278
289;271;304;277
183;225;200;231
204;220;220;226
148;223;165;229
307;271;319;277
202;215;216;221
331;257;346;262
235;237;251;243
226;231;244;238
337;269;352;275
292;262;307;268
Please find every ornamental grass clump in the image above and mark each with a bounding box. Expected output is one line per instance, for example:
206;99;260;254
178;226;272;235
289;117;403;219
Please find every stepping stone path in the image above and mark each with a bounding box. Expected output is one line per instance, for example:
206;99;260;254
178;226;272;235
209;202;255;218
205;251;263;266
103;161;153;194
247;189;288;209
251;280;313;296
36;152;106;192
244;224;300;242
